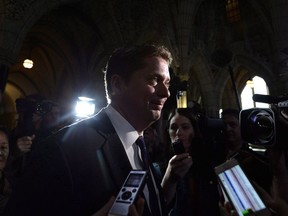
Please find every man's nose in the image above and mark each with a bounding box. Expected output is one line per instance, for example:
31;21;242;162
158;82;170;98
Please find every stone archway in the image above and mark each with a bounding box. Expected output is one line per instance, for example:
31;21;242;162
0;0;80;64
0;0;82;128
220;53;274;110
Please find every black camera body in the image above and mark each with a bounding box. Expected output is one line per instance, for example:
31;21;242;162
15;97;55;136
240;94;288;149
196;114;225;144
240;108;276;148
16;98;53;116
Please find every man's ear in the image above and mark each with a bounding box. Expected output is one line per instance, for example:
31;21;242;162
110;74;126;95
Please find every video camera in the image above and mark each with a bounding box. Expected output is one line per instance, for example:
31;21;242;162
240;94;288;149
15;96;55;136
16;98;53;116
194;112;225;137
191;111;225;163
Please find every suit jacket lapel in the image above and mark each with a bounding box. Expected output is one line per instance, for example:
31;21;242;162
87;110;132;190
150;164;167;216
102;133;132;189
88;110;166;214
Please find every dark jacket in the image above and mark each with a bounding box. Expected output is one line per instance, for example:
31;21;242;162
4;109;166;216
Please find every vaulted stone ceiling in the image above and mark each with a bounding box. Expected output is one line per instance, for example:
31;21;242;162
1;0;286;124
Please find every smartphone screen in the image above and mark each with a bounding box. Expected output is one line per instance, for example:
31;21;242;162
215;159;271;216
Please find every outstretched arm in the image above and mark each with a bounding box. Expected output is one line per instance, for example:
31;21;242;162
161;153;193;204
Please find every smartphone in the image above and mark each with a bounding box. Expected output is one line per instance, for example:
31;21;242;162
108;170;147;216
172;139;185;155
214;158;271;216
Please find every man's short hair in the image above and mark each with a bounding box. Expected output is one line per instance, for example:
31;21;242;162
104;44;172;101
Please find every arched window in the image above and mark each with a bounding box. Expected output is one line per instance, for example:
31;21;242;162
226;0;241;24
241;76;269;109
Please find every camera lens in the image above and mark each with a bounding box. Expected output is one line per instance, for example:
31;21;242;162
248;110;275;145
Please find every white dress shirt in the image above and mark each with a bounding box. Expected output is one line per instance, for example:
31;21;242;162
105;105;142;169
105;105;162;215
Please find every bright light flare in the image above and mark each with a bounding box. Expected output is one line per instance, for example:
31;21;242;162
75;97;95;118
23;59;33;69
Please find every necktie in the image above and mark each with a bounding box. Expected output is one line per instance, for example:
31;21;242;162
136;136;161;216
136;136;150;170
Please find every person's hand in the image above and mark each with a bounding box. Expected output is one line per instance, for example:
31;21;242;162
91;196;115;216
17;135;35;153
165;153;193;183
254;181;288;216
128;196;145;216
266;148;287;177
90;196;145;216
266;148;288;203
218;201;238;216
161;153;193;204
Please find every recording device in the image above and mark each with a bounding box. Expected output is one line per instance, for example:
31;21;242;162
108;170;147;216
214;158;271;216
195;113;225;157
240;108;276;148
15;97;55;136
16;98;53;116
194;110;225;135
172;139;185;154
240;94;288;149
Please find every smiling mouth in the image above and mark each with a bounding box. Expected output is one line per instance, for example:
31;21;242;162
150;99;166;107
150;103;164;110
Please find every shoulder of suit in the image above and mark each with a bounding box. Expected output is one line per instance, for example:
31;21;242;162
45;110;116;148
63;110;114;132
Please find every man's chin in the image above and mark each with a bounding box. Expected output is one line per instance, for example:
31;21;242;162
151;109;162;120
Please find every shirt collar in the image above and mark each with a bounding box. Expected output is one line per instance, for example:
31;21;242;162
105;105;140;150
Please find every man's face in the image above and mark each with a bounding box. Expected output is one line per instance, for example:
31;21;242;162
0;131;9;171
222;115;242;144
114;56;170;130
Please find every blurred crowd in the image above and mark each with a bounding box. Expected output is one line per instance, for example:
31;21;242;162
0;94;63;213
1;44;288;216
1;94;288;216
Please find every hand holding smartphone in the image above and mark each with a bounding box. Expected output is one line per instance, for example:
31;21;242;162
214;158;271;216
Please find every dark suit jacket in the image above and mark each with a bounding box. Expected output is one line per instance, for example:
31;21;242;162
4;109;166;216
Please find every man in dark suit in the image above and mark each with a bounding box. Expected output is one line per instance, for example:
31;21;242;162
4;44;193;216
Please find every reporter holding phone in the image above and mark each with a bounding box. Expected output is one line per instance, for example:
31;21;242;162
4;44;179;216
161;108;222;216
255;148;288;216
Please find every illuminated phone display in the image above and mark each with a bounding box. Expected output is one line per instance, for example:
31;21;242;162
215;159;271;216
